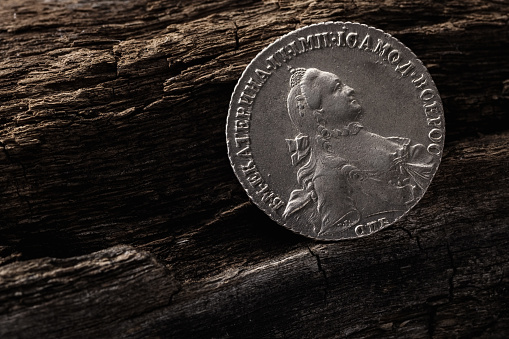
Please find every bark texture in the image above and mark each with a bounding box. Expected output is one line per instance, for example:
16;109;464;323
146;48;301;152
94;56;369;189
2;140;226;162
0;0;508;338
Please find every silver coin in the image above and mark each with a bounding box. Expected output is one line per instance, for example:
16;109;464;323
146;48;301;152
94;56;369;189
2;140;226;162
226;22;444;240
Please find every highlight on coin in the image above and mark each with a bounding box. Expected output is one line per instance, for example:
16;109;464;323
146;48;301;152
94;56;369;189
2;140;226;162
226;22;444;240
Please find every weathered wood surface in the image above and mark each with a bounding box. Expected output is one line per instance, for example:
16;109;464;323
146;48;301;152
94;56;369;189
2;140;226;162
0;0;508;338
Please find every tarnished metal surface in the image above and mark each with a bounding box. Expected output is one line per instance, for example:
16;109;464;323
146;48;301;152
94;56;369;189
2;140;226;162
227;22;444;240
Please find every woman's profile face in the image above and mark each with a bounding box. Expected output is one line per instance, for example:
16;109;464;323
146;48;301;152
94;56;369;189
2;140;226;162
314;70;362;126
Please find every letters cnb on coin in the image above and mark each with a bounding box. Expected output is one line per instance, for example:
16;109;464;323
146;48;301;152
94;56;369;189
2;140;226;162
226;22;444;240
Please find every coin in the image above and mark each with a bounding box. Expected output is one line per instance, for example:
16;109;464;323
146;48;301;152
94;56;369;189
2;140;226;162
226;22;444;240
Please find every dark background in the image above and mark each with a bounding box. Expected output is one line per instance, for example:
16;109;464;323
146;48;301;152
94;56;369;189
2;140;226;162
0;0;508;337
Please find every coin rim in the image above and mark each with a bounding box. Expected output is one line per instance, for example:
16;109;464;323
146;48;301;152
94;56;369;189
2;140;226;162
226;21;445;241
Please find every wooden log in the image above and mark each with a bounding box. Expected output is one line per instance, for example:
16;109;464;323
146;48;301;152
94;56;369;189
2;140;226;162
0;245;180;338
0;0;508;337
0;132;508;337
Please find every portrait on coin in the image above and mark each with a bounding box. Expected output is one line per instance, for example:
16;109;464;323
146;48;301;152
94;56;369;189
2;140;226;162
283;67;435;237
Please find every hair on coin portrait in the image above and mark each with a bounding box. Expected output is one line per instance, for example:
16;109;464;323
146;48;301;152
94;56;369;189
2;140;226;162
283;67;435;237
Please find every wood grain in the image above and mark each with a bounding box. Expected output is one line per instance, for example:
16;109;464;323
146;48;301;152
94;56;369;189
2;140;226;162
0;0;508;337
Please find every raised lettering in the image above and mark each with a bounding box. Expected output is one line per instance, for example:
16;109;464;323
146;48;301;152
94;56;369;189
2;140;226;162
266;55;281;70
236;106;251;119
412;74;428;89
346;32;358;48
428;128;443;143
298;35;318;52
367;220;378;233
238;91;255;105
388;49;401;64
313;34;321;49
245;77;262;93
287;41;299;56
336;31;345;47
420;88;434;101
270;197;285;211
358;34;371;50
320;32;332;48
427;116;442;128
237;145;252;158
261;190;275;203
395;61;416;77
424;101;440;117
241;159;256;174
247;172;262;186
427;143;441;156
355;217;389;236
255;68;271;81
234;136;250;148
372;39;391;57
257;183;270;194
275;47;292;63
235;119;249;130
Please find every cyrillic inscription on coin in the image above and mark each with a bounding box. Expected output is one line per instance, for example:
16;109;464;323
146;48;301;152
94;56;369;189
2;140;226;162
226;22;444;240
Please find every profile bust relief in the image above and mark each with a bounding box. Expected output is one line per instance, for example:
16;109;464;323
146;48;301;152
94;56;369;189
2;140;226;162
283;68;435;237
